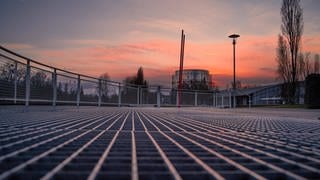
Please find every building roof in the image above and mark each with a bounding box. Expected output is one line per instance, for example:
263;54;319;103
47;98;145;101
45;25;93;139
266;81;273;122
174;69;209;73
218;84;278;96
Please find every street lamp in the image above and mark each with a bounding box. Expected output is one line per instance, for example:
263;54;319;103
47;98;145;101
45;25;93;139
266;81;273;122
228;33;240;108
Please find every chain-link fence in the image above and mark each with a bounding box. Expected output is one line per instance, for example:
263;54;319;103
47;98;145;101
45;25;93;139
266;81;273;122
1;46;237;108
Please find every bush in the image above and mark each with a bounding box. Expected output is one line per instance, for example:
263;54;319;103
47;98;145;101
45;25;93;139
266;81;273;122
305;74;320;109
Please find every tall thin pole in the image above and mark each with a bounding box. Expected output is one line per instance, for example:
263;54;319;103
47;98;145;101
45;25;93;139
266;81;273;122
76;75;80;107
13;62;17;104
178;30;185;108
229;33;239;108
25;60;30;107
52;68;57;107
118;83;121;107
98;79;102;107
157;86;161;108
233;39;236;108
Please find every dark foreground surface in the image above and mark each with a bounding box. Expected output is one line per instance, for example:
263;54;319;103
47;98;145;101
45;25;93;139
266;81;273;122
0;107;320;180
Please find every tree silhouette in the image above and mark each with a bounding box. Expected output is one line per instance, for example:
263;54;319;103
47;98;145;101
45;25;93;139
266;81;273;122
64;83;69;94
124;67;148;87
135;67;147;86
315;54;320;74
30;71;47;88
98;72;110;98
278;0;303;104
298;52;311;80
0;63;24;82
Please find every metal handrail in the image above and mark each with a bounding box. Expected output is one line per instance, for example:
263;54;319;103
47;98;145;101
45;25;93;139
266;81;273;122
0;45;221;107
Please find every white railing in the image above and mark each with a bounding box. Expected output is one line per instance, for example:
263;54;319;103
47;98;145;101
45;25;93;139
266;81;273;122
0;45;228;108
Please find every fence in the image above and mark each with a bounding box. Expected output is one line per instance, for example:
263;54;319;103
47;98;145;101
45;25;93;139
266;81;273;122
0;46;235;108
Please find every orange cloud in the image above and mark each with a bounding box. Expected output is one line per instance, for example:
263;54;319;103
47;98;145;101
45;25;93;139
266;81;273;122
303;35;320;53
4;34;320;88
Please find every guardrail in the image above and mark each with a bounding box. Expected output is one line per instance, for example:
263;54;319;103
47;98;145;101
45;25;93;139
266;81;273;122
0;45;234;108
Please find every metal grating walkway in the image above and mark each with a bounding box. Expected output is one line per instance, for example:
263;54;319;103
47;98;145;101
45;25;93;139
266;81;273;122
0;107;320;180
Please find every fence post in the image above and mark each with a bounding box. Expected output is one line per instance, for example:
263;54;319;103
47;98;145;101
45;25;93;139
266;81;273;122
157;86;161;108
229;90;232;109
13;62;17;104
98;79;102;107
194;91;198;106
216;93;219;107
52;68;57;107
25;60;30;107
216;93;219;108
233;90;237;108
216;93;218;107
140;86;143;105
77;75;80;107
118;83;121;107
137;86;140;106
212;92;215;107
176;90;179;107
222;95;224;108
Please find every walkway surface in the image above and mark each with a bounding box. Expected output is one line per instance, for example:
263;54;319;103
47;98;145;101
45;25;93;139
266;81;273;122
0;107;320;180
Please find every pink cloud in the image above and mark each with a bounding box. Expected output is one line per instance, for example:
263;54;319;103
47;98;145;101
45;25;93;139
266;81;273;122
303;35;320;53
4;34;320;88
4;43;34;50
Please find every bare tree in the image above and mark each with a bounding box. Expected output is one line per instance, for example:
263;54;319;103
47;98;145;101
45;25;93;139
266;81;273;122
276;35;291;102
298;52;312;80
279;0;303;104
0;63;24;82
230;80;242;89
98;72;110;98
124;67;148;87
276;35;290;83
30;71;48;87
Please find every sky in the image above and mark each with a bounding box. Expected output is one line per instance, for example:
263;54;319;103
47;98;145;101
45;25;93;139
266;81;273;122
1;0;320;88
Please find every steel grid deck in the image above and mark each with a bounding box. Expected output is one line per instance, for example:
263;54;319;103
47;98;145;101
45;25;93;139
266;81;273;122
0;107;320;180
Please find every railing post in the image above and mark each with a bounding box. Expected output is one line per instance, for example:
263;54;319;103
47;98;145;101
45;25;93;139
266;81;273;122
176;90;179;107
77;75;80;107
215;93;219;107
217;94;219;107
137;86;140;106
212;92;215;107
194;91;198;106
266;88;269;105
233;90;237;108
98;79;102;107
118;83;121;107
52;68;57;107
13;62;17;104
222;95;224;108
140;86;143;105
157;86;161;108
229;90;232;109
25;60;30;107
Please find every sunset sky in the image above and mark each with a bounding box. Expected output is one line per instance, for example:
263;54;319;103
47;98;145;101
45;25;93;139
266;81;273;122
1;0;320;88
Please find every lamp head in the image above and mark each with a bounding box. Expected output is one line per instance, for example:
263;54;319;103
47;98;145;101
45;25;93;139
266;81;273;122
228;34;240;39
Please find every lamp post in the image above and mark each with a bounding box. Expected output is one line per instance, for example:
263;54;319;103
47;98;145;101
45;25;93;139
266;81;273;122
228;34;240;108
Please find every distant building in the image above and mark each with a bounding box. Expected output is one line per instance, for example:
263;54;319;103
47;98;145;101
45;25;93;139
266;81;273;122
172;69;213;90
236;81;305;106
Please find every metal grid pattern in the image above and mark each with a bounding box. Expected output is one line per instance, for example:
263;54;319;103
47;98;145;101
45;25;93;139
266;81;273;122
1;107;320;180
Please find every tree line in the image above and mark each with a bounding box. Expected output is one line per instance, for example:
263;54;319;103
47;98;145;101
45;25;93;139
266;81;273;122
0;63;95;101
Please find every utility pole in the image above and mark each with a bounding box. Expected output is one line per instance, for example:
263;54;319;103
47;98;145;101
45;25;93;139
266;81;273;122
178;30;185;108
228;34;240;108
